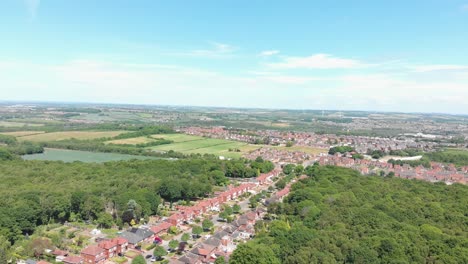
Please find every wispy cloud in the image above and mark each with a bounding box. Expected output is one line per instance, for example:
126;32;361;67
170;42;237;58
259;50;280;57
267;53;369;69
461;4;468;11
24;0;41;19
411;64;468;72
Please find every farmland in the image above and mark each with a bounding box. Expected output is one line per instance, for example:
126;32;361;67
0;131;46;137
22;148;167;162
106;136;155;145
0;121;44;127
147;133;260;158
17;131;126;142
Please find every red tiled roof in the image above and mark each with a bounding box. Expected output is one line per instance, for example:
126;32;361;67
63;255;83;264
151;222;173;234
111;237;128;245
81;245;104;256
52;249;69;256
98;240;117;250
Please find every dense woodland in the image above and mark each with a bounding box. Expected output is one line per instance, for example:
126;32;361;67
230;165;468;264
0;157;273;246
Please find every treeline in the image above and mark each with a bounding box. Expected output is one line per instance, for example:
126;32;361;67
112;126;174;139
0;157;266;245
109;138;174;148
425;149;468;166
0;134;44;158
388;157;431;168
230;165;468;263
387;149;468;167
59;108;102;113
328;146;354;155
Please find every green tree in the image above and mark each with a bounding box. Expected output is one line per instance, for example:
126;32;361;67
181;233;190;242
214;255;226;264
282;164;295;175
192;226;203;238
159;180;182;207
168;240;179;251
294;165;304;174
229;242;281;264
131;255;146;264
97;212;114;229
219;211;229;221
232;204;241;214
153;245;167;260
202;219;214;231
0;247;8;264
223;205;233;215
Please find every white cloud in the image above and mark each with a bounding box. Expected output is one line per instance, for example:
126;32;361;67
267;53;369;69
261;75;321;84
259;50;280;57
1;58;467;114
24;0;40;19
411;64;468;72
170;42;237;58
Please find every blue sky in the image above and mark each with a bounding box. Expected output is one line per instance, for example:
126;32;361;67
1;1;468;114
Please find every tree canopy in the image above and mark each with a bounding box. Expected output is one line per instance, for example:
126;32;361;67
234;165;468;263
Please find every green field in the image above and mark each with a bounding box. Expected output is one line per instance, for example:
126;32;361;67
0;131;46;137
148;134;260;158
17;131;126;142
424;148;468;166
22;149;167;162
0;121;44;127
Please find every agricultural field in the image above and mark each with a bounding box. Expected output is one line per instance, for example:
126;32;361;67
22;148;166;162
17;131;126;142
0;131;46;137
106;136;155;145
147;133;261;158
0;121;44;127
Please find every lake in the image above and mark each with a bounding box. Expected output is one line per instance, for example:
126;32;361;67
22;148;171;163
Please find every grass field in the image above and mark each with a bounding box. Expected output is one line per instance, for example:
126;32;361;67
22;148;166;162
106;136;154;145
0;121;44;127
0;131;46;137
147;133;260;158
17;131;126;142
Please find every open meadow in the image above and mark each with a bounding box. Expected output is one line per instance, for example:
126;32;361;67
0;131;46;137
147;133;260;158
0;121;44;127
17;131;126;141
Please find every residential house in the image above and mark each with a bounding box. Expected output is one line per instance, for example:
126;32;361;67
97;240;118;259
63;255;83;264
81;245;105;264
150;222;173;235
111;237;128;254
118;227;155;248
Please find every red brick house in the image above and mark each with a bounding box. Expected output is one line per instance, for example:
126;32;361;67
63;255;83;264
97;240;118;259
111;237;128;254
151;222;173;235
81;245;105;264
